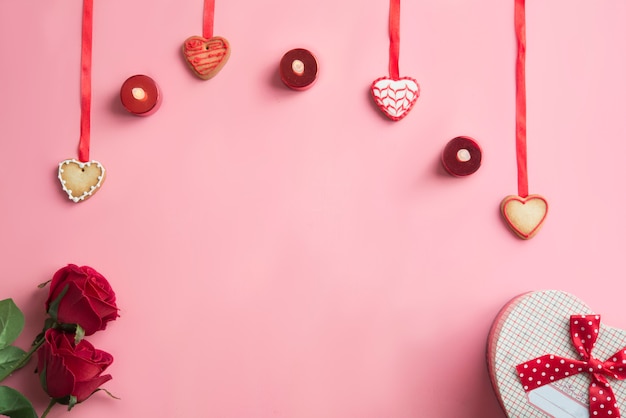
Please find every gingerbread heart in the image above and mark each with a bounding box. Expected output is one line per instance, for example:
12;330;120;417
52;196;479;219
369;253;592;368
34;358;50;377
57;159;106;203
488;290;626;417
501;194;548;239
182;36;230;80
370;76;420;121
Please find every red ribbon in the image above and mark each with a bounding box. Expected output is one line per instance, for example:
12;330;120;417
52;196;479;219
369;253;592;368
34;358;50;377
203;0;215;39
78;0;93;163
388;0;400;80
514;0;528;197
516;315;626;418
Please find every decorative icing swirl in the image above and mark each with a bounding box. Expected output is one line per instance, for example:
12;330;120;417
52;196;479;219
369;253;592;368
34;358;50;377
185;38;205;51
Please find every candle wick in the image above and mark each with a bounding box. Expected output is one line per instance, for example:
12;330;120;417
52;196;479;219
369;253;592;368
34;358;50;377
292;60;305;76
131;87;147;101
456;149;471;162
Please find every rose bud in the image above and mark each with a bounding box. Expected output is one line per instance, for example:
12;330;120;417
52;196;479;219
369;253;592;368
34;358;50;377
45;264;119;336
37;328;113;405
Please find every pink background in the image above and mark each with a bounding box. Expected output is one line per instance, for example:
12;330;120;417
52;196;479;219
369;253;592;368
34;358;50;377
1;0;626;417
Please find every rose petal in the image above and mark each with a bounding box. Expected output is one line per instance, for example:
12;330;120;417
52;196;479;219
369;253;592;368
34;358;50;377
56;282;104;335
74;374;113;402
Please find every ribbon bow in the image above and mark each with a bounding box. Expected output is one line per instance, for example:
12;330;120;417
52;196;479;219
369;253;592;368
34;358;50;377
516;315;626;418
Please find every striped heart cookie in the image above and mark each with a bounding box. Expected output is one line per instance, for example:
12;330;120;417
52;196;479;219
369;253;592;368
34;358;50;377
182;36;230;80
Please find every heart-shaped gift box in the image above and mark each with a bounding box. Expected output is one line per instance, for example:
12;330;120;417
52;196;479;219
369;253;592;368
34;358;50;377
488;290;626;417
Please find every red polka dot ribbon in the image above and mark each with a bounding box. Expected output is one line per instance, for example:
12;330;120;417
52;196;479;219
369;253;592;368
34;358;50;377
516;315;626;418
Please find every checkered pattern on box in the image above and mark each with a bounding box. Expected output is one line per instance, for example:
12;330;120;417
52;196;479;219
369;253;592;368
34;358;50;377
487;290;626;417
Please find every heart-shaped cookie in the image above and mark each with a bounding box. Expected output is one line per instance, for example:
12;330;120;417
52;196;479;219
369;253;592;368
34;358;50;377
58;159;106;203
488;290;626;417
501;194;548;239
370;76;420;121
182;36;230;80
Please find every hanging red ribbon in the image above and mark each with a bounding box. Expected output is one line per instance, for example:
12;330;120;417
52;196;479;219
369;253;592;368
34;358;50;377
370;0;418;121
203;0;215;39
516;315;626;418
388;0;401;80
514;0;529;198
78;0;93;163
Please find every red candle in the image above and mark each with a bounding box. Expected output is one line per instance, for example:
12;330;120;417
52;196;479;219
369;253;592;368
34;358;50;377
120;75;161;116
279;48;318;90
441;136;482;176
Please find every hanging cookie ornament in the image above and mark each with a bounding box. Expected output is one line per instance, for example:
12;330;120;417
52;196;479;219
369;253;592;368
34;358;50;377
371;0;420;121
500;0;548;239
57;0;105;203
182;0;230;80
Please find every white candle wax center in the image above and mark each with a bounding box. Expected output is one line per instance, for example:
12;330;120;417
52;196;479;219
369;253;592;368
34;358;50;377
131;87;147;101
292;59;305;76
457;149;471;162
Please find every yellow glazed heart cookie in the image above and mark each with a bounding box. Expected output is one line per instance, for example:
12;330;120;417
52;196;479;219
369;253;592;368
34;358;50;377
501;194;548;240
58;159;106;203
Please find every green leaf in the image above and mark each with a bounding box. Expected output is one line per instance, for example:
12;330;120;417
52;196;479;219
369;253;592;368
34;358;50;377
37;280;51;289
74;325;85;344
46;285;69;322
0;299;25;350
92;388;120;400
0;386;38;418
0;346;28;382
67;395;77;411
39;365;47;394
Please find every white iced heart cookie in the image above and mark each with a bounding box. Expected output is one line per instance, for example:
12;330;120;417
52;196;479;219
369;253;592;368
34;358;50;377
500;194;548;239
370;76;420;121
58;159;106;203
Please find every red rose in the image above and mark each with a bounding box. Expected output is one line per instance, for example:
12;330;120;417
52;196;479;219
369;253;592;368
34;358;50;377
45;264;119;336
37;328;113;403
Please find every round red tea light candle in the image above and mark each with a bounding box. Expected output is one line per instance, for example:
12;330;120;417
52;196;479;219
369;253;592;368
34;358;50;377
441;136;482;176
120;75;161;116
280;48;318;90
